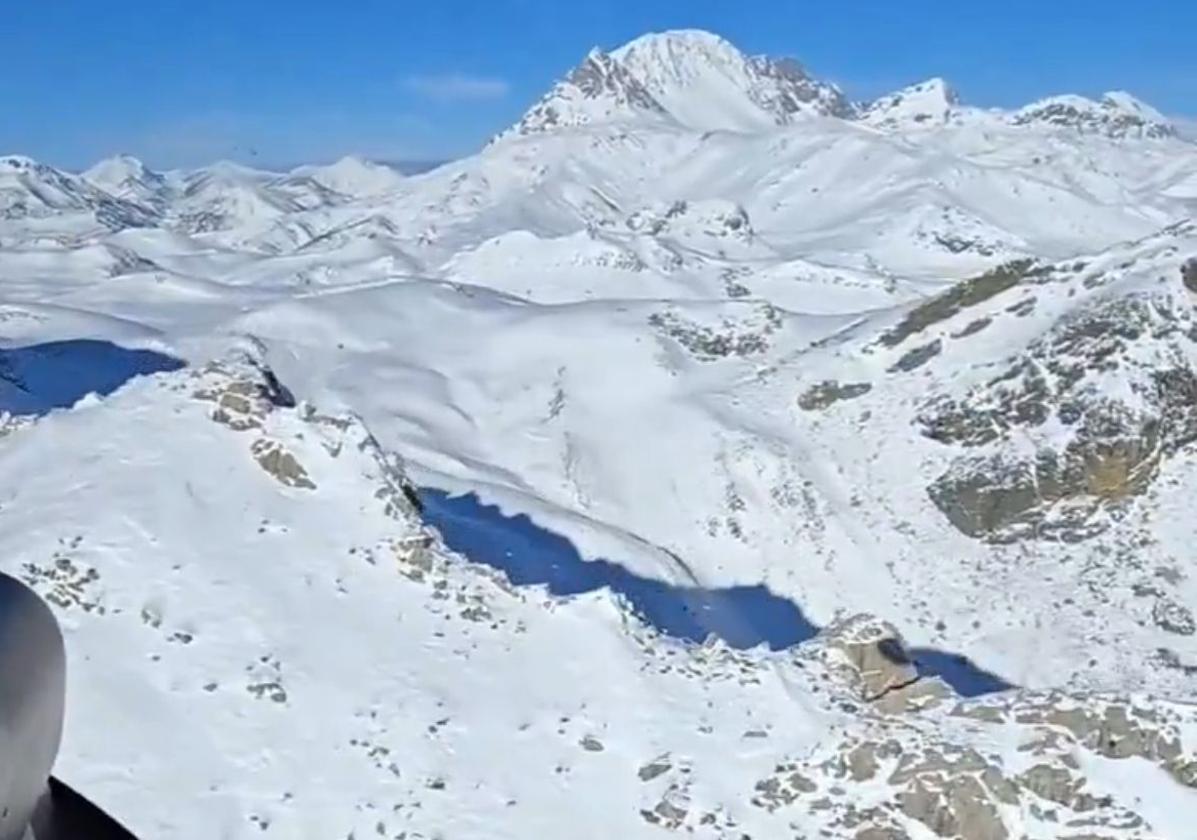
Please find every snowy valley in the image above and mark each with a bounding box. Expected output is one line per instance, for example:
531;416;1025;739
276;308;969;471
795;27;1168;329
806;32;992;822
3;28;1197;839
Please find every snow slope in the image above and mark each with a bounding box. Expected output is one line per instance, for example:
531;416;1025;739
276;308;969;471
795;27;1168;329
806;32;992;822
2;347;1196;839
2;26;1197;839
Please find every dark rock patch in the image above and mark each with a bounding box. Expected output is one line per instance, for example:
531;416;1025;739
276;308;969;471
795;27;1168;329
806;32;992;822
889;339;943;373
798;380;872;411
1183;259;1197;294
880;260;1046;347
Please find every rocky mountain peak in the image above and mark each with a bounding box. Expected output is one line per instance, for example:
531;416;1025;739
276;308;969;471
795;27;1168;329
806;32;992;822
609;29;758;88
611;29;852;128
1012;91;1177;139
503;29;851;139
862;77;963;128
503;29;1186;146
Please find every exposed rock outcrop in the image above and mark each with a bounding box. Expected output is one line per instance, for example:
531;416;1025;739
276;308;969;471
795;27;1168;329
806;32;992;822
816;614;921;702
924;286;1197;542
1011;92;1177;139
797;380;872;411
880;260;1046;348
188;349;424;526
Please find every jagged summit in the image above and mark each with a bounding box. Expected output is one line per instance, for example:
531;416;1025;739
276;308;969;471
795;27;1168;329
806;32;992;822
612;29;853;127
502;28;851;139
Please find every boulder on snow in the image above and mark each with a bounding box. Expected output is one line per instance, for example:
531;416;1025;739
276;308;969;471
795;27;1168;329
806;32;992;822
819;614;920;702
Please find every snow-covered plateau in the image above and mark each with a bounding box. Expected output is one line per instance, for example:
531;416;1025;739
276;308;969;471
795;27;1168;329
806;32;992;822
3;28;1197;839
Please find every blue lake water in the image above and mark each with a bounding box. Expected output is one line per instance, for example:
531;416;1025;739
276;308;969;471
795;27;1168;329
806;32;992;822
0;339;184;416
419;489;1012;697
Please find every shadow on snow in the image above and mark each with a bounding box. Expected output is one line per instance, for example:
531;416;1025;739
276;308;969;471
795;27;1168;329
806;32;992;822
0;339;184;416
418;489;1013;697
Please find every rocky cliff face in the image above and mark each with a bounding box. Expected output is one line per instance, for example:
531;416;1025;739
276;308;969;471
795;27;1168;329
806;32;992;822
925;286;1197;542
827;223;1197;546
508;49;673;137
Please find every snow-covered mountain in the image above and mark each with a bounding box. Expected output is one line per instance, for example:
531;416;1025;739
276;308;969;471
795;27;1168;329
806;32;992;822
3;27;1197;839
503;30;1180;145
859;78;966;129
610;29;854;127
1013;91;1178;138
168;160;303;236
0;155;157;241
504;29;853;139
82;155;172;211
286;155;406;198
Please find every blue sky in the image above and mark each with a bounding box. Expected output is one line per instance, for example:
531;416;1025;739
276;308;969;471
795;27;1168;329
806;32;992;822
3;0;1193;169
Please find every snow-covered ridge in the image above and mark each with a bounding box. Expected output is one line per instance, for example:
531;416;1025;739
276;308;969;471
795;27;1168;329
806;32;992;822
0;154;157;232
502;29;1180;141
504;29;853;138
1012;90;1177;138
26;154;407;242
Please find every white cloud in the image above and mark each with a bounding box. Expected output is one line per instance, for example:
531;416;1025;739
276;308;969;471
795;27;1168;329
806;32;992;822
403;73;510;102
